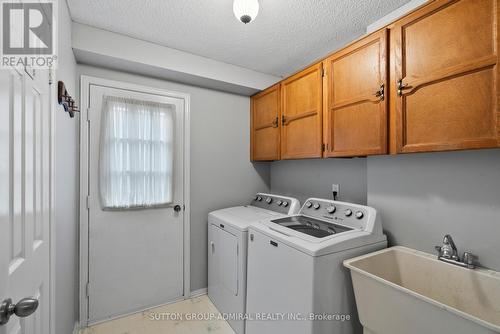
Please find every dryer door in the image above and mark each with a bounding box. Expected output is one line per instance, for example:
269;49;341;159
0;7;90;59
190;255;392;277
208;223;246;334
219;227;238;296
208;224;238;297
208;223;220;297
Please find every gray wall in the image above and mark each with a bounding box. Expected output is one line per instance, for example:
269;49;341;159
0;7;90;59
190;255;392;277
270;158;367;205
269;149;500;272
76;64;270;292
367;149;500;271
55;1;79;333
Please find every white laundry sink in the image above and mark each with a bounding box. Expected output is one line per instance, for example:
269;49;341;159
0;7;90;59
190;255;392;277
343;246;500;334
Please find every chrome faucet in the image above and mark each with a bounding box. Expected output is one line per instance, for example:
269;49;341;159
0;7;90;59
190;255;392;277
435;234;476;269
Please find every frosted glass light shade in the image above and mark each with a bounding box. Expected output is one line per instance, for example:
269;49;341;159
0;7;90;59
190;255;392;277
233;0;259;24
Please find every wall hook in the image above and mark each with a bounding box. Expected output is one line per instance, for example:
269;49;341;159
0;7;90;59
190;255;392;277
58;81;79;118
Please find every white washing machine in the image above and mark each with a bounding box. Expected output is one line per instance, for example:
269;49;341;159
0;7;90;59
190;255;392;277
208;193;300;334
245;198;387;334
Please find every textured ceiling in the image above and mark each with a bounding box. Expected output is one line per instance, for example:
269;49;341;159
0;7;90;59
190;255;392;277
67;0;412;77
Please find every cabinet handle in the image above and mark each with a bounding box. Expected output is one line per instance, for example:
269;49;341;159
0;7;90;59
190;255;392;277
281;115;286;126
374;84;385;101
211;241;215;254
272;116;279;128
397;79;409;96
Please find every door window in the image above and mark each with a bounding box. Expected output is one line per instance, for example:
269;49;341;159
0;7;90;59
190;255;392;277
99;96;175;209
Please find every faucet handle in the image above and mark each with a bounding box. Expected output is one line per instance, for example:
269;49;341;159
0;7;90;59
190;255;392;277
442;234;459;260
463;252;477;269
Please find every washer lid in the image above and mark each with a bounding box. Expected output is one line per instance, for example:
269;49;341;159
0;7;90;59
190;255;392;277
271;215;353;238
250;221;386;257
209;206;285;231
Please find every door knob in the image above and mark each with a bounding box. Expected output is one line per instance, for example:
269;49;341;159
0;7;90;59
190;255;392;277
0;297;39;325
173;205;182;212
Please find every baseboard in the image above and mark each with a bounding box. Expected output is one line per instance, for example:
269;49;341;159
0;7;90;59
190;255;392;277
190;287;207;297
73;321;80;334
75;291;207;331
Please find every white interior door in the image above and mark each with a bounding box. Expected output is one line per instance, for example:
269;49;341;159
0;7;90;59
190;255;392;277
0;67;51;334
86;84;185;323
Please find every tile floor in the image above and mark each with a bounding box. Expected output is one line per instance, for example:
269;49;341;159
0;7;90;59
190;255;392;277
80;295;235;334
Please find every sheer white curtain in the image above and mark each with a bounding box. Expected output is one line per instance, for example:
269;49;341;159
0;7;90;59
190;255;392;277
99;96;175;209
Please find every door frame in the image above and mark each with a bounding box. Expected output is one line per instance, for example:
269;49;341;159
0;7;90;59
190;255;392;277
49;68;57;334
78;75;191;326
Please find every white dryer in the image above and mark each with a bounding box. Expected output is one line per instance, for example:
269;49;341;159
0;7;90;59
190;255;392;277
245;198;387;334
208;193;300;334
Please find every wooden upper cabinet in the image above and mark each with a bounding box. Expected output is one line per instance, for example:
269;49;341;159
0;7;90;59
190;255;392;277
251;84;281;161
281;63;323;159
392;0;500;153
324;29;388;157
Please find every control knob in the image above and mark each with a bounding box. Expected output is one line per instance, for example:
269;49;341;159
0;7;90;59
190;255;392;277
313;203;320;210
306;202;313;208
355;211;364;219
266;197;273;204
326;206;336;214
344;209;353;217
257;196;263;201
277;200;283;206
282;201;289;207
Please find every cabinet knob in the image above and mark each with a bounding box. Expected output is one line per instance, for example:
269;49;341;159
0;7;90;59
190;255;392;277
374;84;385;101
397;79;409;96
272;116;279;128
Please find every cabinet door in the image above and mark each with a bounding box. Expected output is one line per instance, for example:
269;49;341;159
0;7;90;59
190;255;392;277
281;63;323;159
393;0;499;153
251;84;280;161
325;30;388;157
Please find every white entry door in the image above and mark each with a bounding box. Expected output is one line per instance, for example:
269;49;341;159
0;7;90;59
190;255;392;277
0;68;51;334
85;81;186;323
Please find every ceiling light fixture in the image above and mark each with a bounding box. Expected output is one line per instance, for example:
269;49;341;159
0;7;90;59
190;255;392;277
233;0;259;24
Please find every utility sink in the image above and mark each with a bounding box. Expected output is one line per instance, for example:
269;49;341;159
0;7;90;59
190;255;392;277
344;246;500;334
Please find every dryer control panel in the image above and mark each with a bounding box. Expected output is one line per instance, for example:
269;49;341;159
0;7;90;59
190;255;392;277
251;193;300;215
